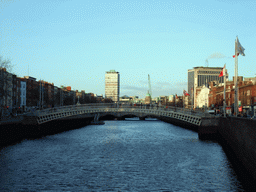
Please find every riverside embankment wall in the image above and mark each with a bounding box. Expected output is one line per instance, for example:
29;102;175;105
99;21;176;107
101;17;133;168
198;117;219;140
164;115;256;181
218;117;256;181
0;117;93;147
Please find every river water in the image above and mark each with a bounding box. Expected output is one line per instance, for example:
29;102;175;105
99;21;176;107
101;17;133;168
0;118;249;191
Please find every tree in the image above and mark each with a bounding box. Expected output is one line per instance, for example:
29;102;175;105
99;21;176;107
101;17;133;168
0;56;13;72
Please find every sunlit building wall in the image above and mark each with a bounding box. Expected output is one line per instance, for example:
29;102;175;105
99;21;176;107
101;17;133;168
105;70;120;102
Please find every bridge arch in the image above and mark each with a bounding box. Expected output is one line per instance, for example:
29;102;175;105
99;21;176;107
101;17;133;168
27;104;202;127
97;112;154;121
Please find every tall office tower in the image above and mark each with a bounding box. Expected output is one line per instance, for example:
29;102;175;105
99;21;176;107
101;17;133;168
188;66;228;107
105;70;120;102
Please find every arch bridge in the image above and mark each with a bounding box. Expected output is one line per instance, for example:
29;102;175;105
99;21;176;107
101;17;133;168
24;103;204;126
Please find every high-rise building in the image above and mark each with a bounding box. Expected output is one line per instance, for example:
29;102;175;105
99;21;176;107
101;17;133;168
188;66;227;108
105;70;120;102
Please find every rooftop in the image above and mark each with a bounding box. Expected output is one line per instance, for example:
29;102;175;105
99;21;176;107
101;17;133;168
24;76;37;81
106;69;119;73
188;66;223;70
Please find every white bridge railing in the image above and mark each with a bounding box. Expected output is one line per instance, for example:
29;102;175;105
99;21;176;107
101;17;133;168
33;103;205;116
29;103;204;125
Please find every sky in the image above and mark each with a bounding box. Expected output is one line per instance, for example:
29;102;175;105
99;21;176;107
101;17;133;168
1;0;256;98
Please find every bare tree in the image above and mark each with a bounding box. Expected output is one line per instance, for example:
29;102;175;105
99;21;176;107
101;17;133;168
0;56;13;72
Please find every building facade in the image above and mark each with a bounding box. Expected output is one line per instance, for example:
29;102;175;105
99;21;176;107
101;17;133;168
169;95;175;103
208;76;256;115
20;80;26;107
0;69;13;108
23;76;39;107
44;81;54;108
195;85;210;108
188;66;227;108
1;69;25;110
54;86;61;107
105;70;120;102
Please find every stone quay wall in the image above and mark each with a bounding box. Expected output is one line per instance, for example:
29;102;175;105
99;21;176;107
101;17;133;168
218;117;256;181
0;117;93;147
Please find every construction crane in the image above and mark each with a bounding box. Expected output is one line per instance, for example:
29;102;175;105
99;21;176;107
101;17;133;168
205;59;209;67
148;74;152;99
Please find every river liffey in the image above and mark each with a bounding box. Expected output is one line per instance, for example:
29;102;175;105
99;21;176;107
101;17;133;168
0;118;251;191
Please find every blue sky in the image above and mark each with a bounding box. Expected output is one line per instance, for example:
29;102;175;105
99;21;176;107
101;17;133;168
1;0;255;98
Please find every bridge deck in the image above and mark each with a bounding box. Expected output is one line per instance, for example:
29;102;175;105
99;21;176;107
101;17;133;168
24;104;204;126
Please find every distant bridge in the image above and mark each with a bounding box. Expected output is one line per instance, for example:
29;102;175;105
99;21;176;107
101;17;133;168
23;104;205;126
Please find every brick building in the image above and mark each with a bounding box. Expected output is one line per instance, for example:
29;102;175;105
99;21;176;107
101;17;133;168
44;81;54;108
208;76;256;115
22;76;39;107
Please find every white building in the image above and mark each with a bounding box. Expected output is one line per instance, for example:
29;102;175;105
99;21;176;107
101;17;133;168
20;81;26;107
169;95;175;102
196;85;210;108
105;70;120;102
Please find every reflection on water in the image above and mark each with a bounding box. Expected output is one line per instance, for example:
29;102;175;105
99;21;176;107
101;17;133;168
0;119;248;191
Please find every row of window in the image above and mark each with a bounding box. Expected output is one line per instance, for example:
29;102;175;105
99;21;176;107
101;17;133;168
242;90;251;95
213;92;251;100
197;75;224;87
197;71;221;74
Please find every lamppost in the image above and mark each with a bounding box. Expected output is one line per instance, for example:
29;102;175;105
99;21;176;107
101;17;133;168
204;90;207;112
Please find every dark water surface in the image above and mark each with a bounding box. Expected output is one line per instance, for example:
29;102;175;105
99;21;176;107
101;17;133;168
0;118;247;191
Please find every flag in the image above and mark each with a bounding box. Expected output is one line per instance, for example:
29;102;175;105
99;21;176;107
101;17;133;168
183;90;190;96
233;53;239;58
219;65;225;77
235;37;245;56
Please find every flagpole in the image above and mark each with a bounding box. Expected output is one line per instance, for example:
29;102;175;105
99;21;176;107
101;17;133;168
234;37;238;117
183;91;184;109
224;64;226;117
191;87;193;110
174;94;176;108
193;86;195;109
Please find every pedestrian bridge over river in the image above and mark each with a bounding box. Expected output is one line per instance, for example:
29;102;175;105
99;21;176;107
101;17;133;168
24;103;205;126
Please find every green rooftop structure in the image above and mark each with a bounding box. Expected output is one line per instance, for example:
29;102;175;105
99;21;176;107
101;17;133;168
107;70;117;73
